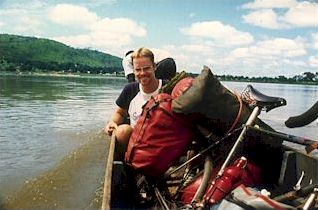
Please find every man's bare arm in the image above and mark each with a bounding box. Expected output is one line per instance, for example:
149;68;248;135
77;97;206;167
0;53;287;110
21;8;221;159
104;107;127;135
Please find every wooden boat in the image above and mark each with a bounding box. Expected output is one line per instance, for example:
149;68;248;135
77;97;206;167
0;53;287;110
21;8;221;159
101;85;318;210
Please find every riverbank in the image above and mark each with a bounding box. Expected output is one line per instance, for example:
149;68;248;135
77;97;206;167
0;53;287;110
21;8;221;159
1;71;317;85
0;71;125;80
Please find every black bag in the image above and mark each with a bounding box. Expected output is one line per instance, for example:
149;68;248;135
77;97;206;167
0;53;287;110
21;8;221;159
155;58;176;81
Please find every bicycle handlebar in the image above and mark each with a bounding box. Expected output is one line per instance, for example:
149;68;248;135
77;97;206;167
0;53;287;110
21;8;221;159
285;101;318;128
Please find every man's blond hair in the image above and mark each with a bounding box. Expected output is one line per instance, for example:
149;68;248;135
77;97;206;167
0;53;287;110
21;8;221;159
131;47;155;64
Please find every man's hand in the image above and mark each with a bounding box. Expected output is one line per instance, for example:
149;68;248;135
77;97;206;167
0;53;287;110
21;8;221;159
104;107;126;136
104;121;118;136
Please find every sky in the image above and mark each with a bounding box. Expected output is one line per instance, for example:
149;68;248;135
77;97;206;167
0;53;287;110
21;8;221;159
0;0;317;77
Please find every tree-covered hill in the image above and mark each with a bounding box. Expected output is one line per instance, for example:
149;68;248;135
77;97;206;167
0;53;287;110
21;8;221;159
0;34;122;74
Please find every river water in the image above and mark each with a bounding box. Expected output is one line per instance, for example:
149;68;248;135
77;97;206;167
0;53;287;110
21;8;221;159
0;74;317;209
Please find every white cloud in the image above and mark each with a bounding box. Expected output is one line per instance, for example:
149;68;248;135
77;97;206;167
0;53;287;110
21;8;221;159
180;21;254;46
0;21;3;28
242;0;297;9
221;37;309;76
229;38;306;59
282;1;318;27
309;54;318;67
242;9;288;29
313;33;318;51
181;44;214;54
156;32;310;76
229;48;250;59
47;4;147;53
0;6;46;35
48;4;99;27
282;59;307;67
90;18;146;37
53;35;92;47
180;44;217;70
242;0;318;29
151;45;213;73
16;16;44;33
151;47;174;63
53;17;147;51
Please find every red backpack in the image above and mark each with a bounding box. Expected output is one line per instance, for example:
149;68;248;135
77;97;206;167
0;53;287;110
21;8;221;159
125;93;194;179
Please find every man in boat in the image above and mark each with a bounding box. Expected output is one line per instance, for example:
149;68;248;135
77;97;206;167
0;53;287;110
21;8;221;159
122;49;177;83
104;47;163;149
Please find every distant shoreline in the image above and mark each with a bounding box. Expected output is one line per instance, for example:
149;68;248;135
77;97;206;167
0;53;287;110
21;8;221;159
0;71;317;85
0;71;126;80
219;78;318;86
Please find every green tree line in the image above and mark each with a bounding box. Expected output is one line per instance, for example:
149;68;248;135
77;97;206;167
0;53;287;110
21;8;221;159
218;72;318;85
0;34;122;74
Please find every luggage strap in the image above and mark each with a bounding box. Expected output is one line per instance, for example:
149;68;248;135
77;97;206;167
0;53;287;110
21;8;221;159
146;97;193;129
226;91;243;134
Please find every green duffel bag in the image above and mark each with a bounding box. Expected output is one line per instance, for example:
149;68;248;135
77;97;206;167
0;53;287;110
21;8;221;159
171;66;275;136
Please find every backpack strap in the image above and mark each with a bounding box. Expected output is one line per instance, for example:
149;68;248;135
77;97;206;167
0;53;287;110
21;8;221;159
226;91;243;134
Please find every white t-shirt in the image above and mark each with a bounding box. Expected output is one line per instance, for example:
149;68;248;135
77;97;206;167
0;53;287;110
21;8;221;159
128;80;162;127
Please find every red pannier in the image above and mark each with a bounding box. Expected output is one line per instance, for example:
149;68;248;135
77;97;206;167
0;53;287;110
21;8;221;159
125;93;195;179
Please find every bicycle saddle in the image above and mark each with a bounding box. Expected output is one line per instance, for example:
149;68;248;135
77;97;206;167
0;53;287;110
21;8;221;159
241;85;286;112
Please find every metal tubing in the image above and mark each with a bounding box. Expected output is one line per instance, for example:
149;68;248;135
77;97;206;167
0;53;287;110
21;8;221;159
191;155;213;203
249;126;318;153
274;184;318;202
217;106;260;177
302;188;318;210
154;187;170;210
162;127;243;181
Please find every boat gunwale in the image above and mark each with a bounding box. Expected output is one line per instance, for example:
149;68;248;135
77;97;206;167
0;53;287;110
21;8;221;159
101;133;116;210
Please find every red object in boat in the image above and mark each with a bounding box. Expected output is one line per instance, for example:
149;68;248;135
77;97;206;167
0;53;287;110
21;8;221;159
180;166;220;204
181;173;205;204
180;158;262;205
204;157;247;204
171;77;194;99
125;93;194;179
